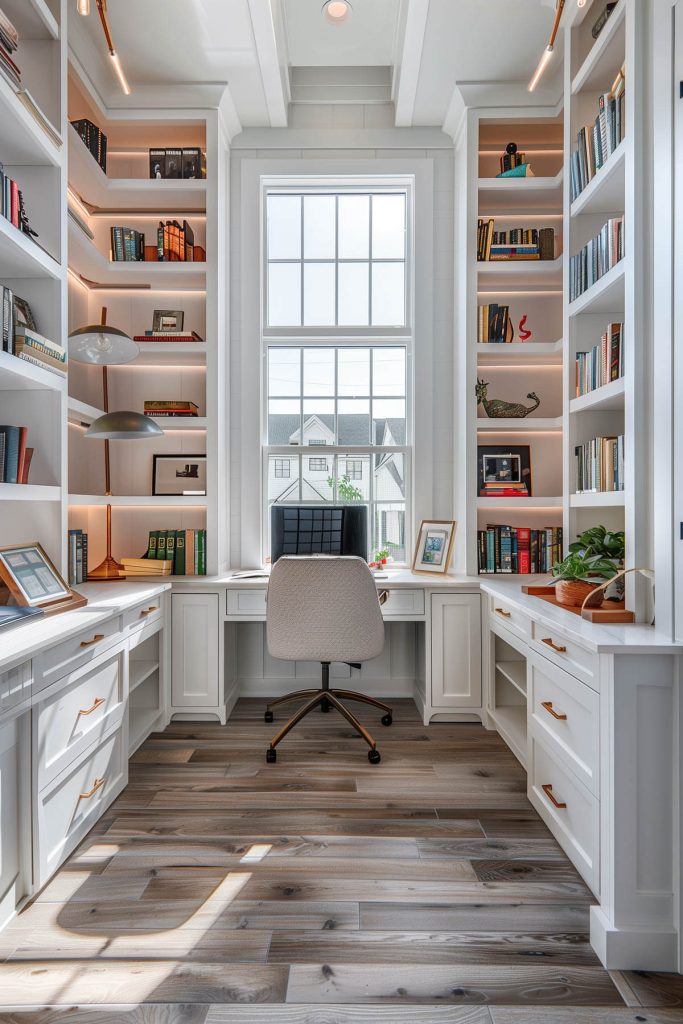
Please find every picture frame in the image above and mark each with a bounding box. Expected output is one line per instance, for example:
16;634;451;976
153;453;207;496
477;444;532;496
13;295;37;332
0;542;73;607
152;309;184;333
411;520;457;576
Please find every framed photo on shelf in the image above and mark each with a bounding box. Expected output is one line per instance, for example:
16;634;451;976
13;295;37;331
152;309;184;333
0;542;72;607
153;453;207;496
477;444;532;496
411;520;456;575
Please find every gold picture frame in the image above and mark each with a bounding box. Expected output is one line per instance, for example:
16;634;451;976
0;542;87;614
411;520;457;576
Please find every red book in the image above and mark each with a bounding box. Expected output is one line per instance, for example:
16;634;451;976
19;447;33;484
16;426;28;482
517;527;531;574
11;180;19;228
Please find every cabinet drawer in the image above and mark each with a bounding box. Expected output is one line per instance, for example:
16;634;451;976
226;589;267;617
33;616;123;695
381;589;424;617
36;647;126;789
528;653;599;796
0;662;31;720
530;621;597;688
122;599;163;635
487;594;530;642
529;735;599;895
36;724;126;886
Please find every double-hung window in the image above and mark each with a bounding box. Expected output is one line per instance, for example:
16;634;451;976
262;180;413;563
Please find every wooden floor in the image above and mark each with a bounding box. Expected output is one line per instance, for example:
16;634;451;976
1;698;683;1023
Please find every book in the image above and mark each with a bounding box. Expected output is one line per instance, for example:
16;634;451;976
182;148;202;178
166;529;177;566
71;118;107;173
569;72;625;203
144;400;199;413
186;528;194;576
0;424;20;482
16;351;67;377
164;149;182;178
122;556;172;572
156;529;168;560
477;524;562;574
146;530;159;558
133;332;204;343
149;148;166;179
174;530;186;575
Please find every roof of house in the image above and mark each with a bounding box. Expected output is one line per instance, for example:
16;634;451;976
268;414;406;446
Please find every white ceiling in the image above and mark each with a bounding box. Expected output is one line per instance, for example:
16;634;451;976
68;0;563;131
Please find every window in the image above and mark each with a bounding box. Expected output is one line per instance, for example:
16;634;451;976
274;458;290;479
263;181;412;563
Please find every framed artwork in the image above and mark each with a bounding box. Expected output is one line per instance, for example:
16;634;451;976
13;295;37;331
153;453;207;496
0;542;71;607
477;444;532;496
411;520;456;576
152;309;184;333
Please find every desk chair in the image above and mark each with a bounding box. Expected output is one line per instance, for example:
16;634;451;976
264;555;392;764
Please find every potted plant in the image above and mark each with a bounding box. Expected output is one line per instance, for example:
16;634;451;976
550;547;621;608
567;525;625;600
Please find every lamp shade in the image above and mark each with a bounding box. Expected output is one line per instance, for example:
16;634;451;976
68;323;138;365
85;411;164;440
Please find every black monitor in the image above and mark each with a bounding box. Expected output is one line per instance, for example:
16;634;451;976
270;505;368;563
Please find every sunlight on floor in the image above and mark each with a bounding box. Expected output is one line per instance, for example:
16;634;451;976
239;843;273;864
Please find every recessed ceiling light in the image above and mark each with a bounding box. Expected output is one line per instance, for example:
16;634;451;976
323;0;352;24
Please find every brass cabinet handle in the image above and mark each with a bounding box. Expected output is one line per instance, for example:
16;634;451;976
80;634;105;648
377;590;389;606
79;776;106;800
494;607;511;618
78;696;106;717
140;606;158;617
542;637;567;654
542;783;567;809
541;700;567;721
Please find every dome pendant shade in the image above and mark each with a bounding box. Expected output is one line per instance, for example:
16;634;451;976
68;323;139;365
85;411;164;439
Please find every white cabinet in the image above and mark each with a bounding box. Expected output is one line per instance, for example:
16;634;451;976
0;713;31;930
172;593;220;710
430;593;482;710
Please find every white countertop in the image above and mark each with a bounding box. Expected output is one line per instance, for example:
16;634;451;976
0;581;171;674
171;569;483;590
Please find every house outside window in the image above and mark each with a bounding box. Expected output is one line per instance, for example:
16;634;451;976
274;458;290;479
345;459;363;480
309;458;328;472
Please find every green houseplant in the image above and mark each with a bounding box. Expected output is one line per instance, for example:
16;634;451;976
568;525;625;562
551;547;622;608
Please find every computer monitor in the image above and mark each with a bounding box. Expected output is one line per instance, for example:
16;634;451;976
270;505;368;563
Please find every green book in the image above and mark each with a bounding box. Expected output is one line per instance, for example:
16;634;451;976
156;529;168;560
166;529;176;568
174;529;186;575
146;530;159;559
194;528;199;574
198;528;205;575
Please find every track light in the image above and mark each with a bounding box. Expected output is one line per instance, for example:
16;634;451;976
109;51;131;95
95;0;131;95
528;0;565;92
577;0;587;6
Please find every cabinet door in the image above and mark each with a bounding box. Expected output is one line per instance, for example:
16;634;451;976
172;593;219;707
0;713;31;929
431;594;482;708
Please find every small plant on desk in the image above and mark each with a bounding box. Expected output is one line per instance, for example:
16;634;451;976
550;548;621;608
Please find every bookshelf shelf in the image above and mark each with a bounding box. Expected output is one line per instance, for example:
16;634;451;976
0;214;61;280
0;74;61;166
5;0;59;40
477;497;563;509
67;398;102;426
477;170;563;213
476;417;563;432
130;660;159;694
476;341;563;366
148;418;208;432
570;377;625;414
495;660;527;696
0;483;62;502
69;494;208;507
0;351;66;393
570;140;626;218
569;491;626;508
134;343;206;366
567;260;625;317
571;0;626;96
477;255;563;289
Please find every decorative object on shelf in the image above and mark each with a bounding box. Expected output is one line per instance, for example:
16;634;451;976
549;546;621;607
152;453;207;497
478;444;532;497
153;310;184;332
476;379;541;418
497;163;535;179
12;295;36;332
76;0;131;95
144;400;199;419
496;142;529;176
0;542;87;616
412;520;456;576
71;118;107;173
517;315;532;341
528;0;565;92
156;221;196;262
592;1;618;39
68;308;163;581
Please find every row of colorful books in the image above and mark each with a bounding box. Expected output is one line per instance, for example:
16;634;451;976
0;163;32;239
477;525;563;575
477;220;554;262
569;66;625;204
133;331;204;344
0;424;32;483
575;322;624;397
1;286;67;376
575;435;624;493
67;529;88;585
71;118;107;173
109;221;204;263
134;529;208;576
477;303;513;344
569;217;624;302
144;400;199;418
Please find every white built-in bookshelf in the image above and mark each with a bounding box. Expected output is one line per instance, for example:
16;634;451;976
0;0;68;576
66;67;228;578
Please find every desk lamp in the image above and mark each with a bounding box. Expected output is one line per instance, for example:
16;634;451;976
68;308;163;580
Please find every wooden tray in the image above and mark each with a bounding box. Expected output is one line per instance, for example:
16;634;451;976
521;585;635;623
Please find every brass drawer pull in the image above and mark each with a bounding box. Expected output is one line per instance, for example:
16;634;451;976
377;590;389;606
494;607;511;618
140;606;158;617
542;783;567;809
79;776;106;800
541;700;567;721
80;634;105;648
542;637;567;654
78;696;106;717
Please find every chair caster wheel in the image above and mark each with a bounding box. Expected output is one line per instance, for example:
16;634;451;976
321;699;331;713
266;747;277;763
368;749;381;765
381;713;393;726
264;710;274;723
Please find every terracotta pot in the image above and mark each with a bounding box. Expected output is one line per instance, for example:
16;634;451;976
555;579;599;608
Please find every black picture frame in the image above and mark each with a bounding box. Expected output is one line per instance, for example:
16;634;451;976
153;453;207;496
152;309;184;332
477;444;532;496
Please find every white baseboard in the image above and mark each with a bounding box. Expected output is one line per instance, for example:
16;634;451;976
590;906;678;970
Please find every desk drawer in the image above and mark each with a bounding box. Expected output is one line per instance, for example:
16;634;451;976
381;589;424;617
122;599;163;635
528;652;599;796
36;723;126;886
487;594;531;641
529;734;599;895
36;646;126;789
530;622;597;689
33;616;123;695
0;662;31;720
226;589;267;617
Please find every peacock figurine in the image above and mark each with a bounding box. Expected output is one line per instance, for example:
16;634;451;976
476;378;541;418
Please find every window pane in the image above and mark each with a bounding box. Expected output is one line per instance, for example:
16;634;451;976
302;399;335;445
268;398;300;445
268;263;301;326
371;262;405;326
334;454;370;500
303;263;335;326
374;501;406;563
372;194;406;259
338;347;369;397
267;195;301;259
268;454;300;503
338;398;370;445
304;348;335;397
303;195;336;259
338;262;369;326
372;348;406;397
268;347;301;398
373;399;406;445
302;457;334;502
338;195;369;258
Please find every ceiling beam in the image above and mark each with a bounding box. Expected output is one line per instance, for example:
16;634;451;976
393;0;430;128
246;0;289;128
